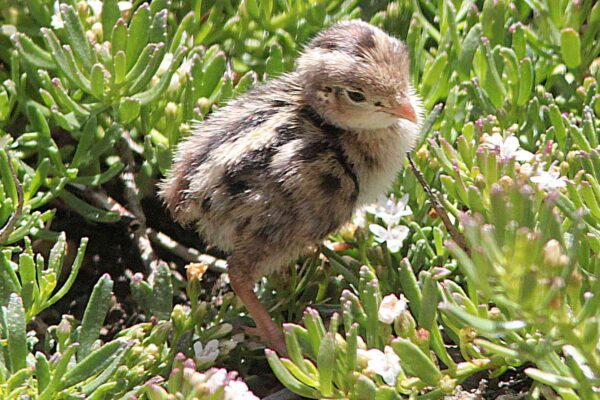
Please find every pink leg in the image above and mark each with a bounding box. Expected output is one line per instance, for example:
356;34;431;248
229;263;287;356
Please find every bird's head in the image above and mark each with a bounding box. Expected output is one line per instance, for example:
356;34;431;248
297;21;422;131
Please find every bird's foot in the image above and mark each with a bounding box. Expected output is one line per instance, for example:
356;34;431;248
243;323;287;356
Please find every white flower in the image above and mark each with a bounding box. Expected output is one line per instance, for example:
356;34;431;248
87;0;103;15
168;72;180;92
482;133;534;162
364;194;412;226
192;367;258;399
378;294;408;324
369;224;409;253
530;168;567;191
193;339;219;366
364;346;402;386
518;162;534;178
178;56;194;77
51;0;64;29
50;14;64;29
204;368;227;393
118;1;133;12
224;380;259;400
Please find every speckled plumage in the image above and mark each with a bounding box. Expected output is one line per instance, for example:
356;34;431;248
160;20;423;353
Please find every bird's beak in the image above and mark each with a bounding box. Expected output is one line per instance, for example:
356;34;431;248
389;99;417;123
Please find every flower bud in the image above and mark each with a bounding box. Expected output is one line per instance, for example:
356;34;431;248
498;175;513;190
338;223;358;241
188;371;207;391
460;327;477;343
356;349;370;369
91;22;103;42
130;365;145;376
56;315;72;340
171;304;189;332
165;102;179;119
414;328;430;346
416;147;430;160
570;269;583;286
146;343;160;357
75;1;89;15
549;293;562;309
394;310;416;338
543;239;569;268
157;53;173;75
474;174;486;189
168;73;180;93
129;344;144;358
356;335;367;350
439;375;457;394
145;383;169;400
197;97;213;114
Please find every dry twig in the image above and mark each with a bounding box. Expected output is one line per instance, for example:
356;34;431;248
147;228;227;273
80;180;227;273
407;153;469;254
80;186;135;220
117;131;160;275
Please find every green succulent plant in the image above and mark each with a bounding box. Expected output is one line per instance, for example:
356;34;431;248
1;0;600;398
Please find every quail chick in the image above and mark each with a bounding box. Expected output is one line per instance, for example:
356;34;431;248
160;20;423;355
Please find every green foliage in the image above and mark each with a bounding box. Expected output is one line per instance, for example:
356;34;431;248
266;0;600;398
0;233;87;319
1;0;372;397
0;240;247;398
0;269;131;399
1;0;600;398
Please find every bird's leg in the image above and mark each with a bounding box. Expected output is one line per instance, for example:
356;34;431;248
228;263;287;356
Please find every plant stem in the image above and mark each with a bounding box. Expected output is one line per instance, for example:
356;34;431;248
0;149;23;244
407;152;469;254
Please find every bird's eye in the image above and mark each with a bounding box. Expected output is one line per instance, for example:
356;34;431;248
346;90;366;102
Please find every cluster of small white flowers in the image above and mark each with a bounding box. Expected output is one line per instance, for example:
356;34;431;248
369;224;409;253
202;368;259;400
482;133;568;192
364;194;413;226
224;380;259;400
481;133;534;162
365;194;412;253
378;293;409;324
530;166;567;190
193;330;244;369
359;346;403;386
350;294;411;386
